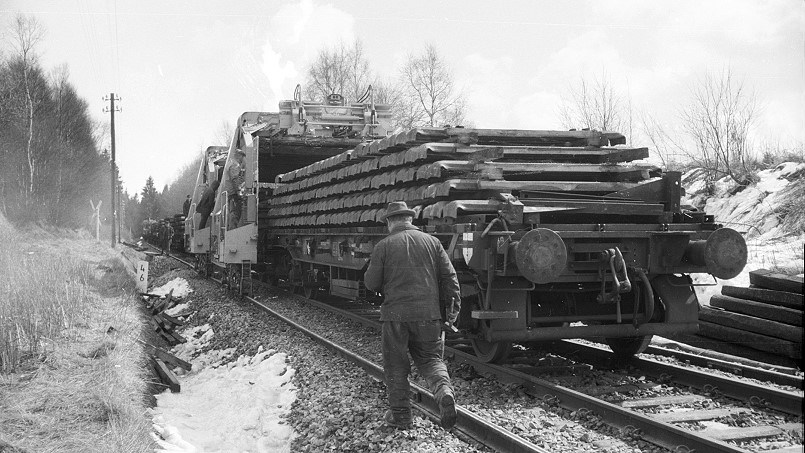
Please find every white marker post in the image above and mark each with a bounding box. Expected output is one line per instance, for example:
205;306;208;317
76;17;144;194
136;260;149;293
90;200;102;242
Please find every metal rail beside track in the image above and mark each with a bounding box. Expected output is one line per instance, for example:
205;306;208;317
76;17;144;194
246;296;550;453
273;294;771;453
155;249;799;453
557;340;803;417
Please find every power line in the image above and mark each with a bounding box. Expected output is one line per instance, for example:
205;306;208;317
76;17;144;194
113;0;121;90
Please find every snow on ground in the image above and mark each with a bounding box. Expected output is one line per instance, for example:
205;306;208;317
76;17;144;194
150;323;297;452
682;162;805;304
151;278;194;299
164;303;190;317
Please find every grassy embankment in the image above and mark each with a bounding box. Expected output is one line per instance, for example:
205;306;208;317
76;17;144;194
0;213;154;452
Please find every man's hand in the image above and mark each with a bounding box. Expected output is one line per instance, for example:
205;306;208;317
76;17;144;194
441;321;459;334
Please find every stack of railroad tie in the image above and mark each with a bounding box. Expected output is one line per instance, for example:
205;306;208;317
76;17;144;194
263;127;654;227
140;289;189;392
698;269;803;363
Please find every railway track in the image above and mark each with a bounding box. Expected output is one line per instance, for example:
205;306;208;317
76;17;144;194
261;289;803;453
640;344;802;389
247;295;550;453
153;249;549;452
156;249;803;453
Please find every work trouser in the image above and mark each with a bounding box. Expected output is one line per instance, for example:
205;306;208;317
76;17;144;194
228;194;243;230
382;320;454;421
198;211;211;229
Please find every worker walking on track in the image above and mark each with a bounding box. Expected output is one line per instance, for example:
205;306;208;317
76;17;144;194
364;201;462;430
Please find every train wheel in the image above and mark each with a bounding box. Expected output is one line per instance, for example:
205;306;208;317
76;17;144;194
196;254;209;277
302;285;317;299
227;264;242;294
605;335;652;359
471;338;512;363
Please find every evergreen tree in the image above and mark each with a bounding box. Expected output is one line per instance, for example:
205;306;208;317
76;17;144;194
140;176;160;220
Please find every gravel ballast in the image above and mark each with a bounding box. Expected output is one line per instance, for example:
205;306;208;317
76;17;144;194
143;255;800;453
147;262;484;452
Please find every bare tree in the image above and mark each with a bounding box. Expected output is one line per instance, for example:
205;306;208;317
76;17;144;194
399;44;467;127
0;15;110;226
305;39;371;103
370;77;414;130
559;70;633;141
680;68;758;184
213;119;234;147
639;111;686;170
10;14;45;195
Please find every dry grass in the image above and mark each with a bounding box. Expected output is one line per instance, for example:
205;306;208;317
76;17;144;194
0;216;96;372
0;213;154;452
775;177;805;236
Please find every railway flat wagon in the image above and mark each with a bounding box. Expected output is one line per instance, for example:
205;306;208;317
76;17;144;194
197;88;749;363
186;86;393;287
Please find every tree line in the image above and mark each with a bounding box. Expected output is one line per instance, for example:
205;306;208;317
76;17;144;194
0;15;113;227
141;41;473;231
305;41;468;129
0;14;181;239
3;14;800;235
144;39;800;232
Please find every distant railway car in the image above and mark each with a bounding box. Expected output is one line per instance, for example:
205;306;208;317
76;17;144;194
187;85;391;289
191;86;748;363
184;145;229;272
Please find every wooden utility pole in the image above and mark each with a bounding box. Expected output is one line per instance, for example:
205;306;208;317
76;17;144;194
117;182;122;242
104;93;121;248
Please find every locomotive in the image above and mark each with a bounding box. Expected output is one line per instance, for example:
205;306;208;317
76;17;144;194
184;86;748;362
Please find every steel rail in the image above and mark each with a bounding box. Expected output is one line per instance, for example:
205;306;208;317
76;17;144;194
245;295;549;453
153;250;789;452
643;344;803;388
156;251;804;396
556;340;803;417
444;348;753;453
278;295;754;453
164;252;195;269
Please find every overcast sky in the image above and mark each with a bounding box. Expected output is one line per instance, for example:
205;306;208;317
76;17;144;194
2;0;803;194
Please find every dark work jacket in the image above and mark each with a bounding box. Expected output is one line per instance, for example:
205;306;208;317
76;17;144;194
197;187;216;215
364;223;461;323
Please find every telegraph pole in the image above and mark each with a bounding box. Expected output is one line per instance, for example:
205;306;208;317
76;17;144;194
117;180;122;242
104;93;121;248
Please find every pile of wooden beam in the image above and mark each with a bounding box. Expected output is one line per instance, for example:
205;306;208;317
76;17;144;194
263;127;656;228
142;289;187;346
141;289;189;392
140;340;190;393
121;240;146;251
697;269;803;363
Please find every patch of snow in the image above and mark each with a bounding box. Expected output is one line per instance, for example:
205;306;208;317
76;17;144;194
682;162;805;304
683;162;805;239
171;324;214;363
151;348;297;453
164;303;189;317
151;278;194;299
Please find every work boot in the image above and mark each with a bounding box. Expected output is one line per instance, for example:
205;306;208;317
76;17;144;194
384;409;413;430
439;394;457;429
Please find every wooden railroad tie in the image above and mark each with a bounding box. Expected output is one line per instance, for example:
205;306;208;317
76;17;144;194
139;289;188;346
152;358;181;393
690;268;804;363
138;340;190;394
